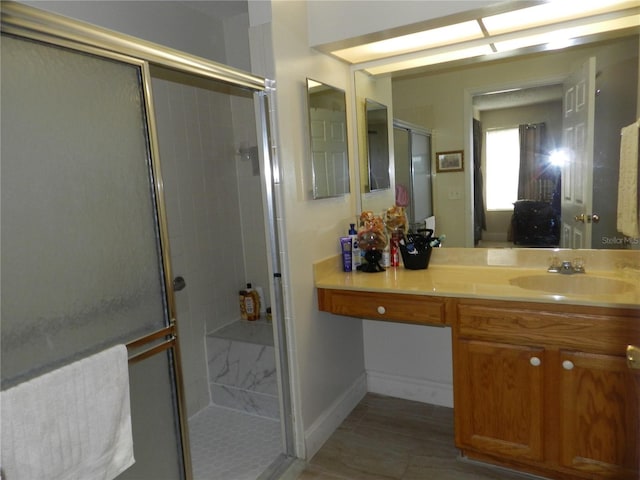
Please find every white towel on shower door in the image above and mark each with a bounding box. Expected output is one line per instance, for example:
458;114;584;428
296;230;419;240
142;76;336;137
617;120;640;238
1;344;135;480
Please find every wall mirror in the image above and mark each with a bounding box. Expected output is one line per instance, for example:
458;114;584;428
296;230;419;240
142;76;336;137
306;78;350;199
362;99;390;193
356;32;639;250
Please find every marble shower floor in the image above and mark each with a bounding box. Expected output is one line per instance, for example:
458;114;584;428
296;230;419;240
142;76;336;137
189;404;282;480
296;393;538;480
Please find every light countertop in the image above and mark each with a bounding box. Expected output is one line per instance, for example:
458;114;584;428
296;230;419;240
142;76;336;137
314;250;640;309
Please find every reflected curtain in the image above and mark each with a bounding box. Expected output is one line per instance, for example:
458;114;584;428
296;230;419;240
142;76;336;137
518;123;547;200
473;118;486;244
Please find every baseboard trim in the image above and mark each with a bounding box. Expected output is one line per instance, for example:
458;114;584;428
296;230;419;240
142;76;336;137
366;370;453;408
303;372;367;460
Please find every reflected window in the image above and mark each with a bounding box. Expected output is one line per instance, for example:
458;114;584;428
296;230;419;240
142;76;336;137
486;127;519;210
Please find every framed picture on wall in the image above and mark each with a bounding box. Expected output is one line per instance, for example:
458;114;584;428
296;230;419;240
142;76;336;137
436;150;464;172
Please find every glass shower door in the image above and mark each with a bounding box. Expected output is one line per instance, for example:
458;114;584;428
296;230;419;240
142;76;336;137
1;34;186;479
393;122;433;228
411;131;433;224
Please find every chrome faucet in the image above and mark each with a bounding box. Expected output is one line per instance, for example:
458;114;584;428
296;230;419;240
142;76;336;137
548;256;585;274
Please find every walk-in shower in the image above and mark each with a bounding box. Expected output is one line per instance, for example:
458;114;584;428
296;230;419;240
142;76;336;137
151;67;288;479
1;3;294;479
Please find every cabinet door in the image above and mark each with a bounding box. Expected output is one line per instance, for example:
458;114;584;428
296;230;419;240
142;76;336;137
559;350;640;479
456;339;545;461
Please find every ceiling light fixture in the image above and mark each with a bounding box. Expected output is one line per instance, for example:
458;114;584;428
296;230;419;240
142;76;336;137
332;20;484;64
330;0;639;75
482;0;636;35
363;45;494;76
492;14;640;52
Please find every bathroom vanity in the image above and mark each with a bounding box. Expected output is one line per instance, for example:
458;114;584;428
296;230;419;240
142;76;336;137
315;250;640;480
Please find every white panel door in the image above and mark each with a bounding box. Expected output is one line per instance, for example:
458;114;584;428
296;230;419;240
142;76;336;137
561;58;596;248
310;108;348;198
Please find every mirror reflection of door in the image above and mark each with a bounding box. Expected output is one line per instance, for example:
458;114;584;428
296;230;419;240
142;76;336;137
310;107;349;198
561;57;596;249
394;120;433;229
306;78;350;199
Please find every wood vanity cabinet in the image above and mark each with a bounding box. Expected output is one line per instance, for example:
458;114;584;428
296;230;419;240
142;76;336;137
453;299;640;480
455;338;545;462
558;350;640;478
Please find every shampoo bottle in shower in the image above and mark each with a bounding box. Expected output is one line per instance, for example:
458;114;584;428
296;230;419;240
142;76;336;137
239;283;260;321
249;284;261;320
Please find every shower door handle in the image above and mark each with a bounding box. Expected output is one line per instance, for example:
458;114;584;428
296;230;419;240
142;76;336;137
173;276;186;292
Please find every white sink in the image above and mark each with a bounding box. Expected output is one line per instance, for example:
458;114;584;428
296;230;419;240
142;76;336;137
509;274;634;296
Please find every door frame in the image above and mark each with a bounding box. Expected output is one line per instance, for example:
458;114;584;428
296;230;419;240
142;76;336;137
463;74;568;247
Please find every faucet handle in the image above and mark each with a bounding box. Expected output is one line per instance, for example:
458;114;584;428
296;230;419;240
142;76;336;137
547;256;561;273
572;257;585;273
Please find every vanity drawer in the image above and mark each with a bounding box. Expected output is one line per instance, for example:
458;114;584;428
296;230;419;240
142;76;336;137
317;288;448;326
456;301;640;355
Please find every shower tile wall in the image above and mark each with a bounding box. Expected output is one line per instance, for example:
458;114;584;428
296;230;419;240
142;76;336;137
152;75;268;417
206;333;279;419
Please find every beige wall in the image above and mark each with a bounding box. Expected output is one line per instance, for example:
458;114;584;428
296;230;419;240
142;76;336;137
250;0;366;459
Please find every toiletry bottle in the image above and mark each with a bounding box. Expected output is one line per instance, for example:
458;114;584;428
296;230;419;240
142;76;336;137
239;287;250;320
429;234;446;248
381;243;391;268
255;286;265;315
247;283;260;320
348;223;361;271
340;236;352;272
390;231;401;267
240;283;260;321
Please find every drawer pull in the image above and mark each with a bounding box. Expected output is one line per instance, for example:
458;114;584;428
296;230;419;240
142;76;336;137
377;306;386;315
529;356;541;367
562;360;574;370
627;345;640;370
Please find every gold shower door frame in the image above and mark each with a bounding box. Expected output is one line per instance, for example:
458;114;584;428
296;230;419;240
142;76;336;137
1;3;291;479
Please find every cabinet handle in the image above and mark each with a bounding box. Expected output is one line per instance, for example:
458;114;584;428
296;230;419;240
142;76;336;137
530;356;541;367
562;360;574;370
628;345;640;370
377;306;386;315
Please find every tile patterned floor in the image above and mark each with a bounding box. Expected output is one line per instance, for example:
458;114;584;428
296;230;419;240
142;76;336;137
297;393;537;480
189;405;283;480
